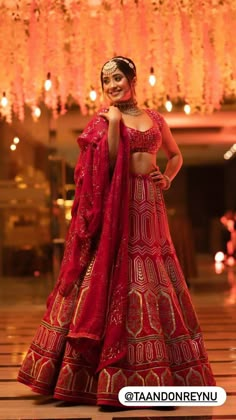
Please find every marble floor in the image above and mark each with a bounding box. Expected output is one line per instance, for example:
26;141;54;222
0;255;236;420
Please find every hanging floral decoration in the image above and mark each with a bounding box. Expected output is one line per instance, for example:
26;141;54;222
0;0;235;121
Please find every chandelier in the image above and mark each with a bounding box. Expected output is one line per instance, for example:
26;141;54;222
0;0;235;122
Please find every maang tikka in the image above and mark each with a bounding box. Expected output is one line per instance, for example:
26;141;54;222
102;58;135;75
102;60;118;75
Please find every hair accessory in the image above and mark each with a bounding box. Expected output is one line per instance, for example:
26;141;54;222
102;57;135;75
116;57;135;70
102;60;118;75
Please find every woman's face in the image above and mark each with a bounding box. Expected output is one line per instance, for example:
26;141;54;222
102;69;134;103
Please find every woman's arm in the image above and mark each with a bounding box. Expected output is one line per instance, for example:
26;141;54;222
161;118;183;179
99;106;122;167
150;118;183;190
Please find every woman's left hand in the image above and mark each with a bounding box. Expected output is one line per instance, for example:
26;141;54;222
150;169;169;189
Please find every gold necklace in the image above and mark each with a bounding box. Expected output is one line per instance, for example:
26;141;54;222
114;99;143;116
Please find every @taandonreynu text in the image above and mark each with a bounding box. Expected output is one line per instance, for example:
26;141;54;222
118;386;226;406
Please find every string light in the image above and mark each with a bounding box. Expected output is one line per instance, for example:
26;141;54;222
1;92;8;107
214;251;225;263
224;143;236;160
89;88;97;101
215;261;224;274
13;137;20;144
224;151;233;160
214;251;225;274
32;106;41;119
184;103;191;114
10;144;16;151
44;72;52;91
165;97;173;112
148;67;156;87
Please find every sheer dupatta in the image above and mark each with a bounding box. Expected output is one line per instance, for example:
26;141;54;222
46;113;130;372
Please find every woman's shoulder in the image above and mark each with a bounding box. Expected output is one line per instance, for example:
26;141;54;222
77;110;108;148
81;109;108;135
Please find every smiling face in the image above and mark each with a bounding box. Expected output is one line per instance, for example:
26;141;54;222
102;69;135;104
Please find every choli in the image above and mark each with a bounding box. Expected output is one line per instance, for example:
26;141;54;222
126;109;164;154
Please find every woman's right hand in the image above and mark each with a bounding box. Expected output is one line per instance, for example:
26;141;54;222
99;105;122;123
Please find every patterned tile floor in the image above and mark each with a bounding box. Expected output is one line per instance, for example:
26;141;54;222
0;255;236;419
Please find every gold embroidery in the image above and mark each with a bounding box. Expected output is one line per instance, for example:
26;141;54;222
98;369;110;393
126;289;143;337
146;369;160;386
111;370;127;393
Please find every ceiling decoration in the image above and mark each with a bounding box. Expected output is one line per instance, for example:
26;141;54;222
0;0;235;122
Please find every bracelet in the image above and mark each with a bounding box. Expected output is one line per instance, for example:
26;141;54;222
162;174;171;190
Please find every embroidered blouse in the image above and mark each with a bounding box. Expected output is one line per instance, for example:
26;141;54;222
126;109;164;154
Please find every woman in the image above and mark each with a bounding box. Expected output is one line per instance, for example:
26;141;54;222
18;56;215;409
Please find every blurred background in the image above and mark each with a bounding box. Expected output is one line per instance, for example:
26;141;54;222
0;0;235;287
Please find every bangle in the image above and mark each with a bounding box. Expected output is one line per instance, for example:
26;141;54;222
163;174;171;190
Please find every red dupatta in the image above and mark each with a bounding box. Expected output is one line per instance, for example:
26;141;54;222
47;112;130;371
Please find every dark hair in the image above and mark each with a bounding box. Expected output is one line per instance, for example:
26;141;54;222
100;56;136;89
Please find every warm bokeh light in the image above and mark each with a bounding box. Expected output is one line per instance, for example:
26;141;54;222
15;176;23;182
149;67;156;87
149;74;156;87
165;100;173;112
184;104;191;114
224;143;236;160
65;200;73;221
56;198;64;206
10;144;16;151
65;200;73;207
18;183;27;189
34;270;40;277
214;251;225;263
89;89;97;101
44;79;52;91
224;151;233;160
0;2;235;119
32;106;41;118
1;93;8;107
226;257;235;267
215;261;224;274
44;73;52;92
13;137;20;144
65;209;72;221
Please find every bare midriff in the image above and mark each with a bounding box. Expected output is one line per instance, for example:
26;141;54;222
129;152;157;174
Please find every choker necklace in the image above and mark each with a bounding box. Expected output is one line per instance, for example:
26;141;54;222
114;99;143;116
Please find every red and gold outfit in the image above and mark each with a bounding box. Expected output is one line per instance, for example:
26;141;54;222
18;110;215;406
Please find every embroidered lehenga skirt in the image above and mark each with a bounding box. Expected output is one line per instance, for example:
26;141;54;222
18;173;215;406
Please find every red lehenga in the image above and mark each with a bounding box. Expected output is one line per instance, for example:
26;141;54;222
18;109;216;406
